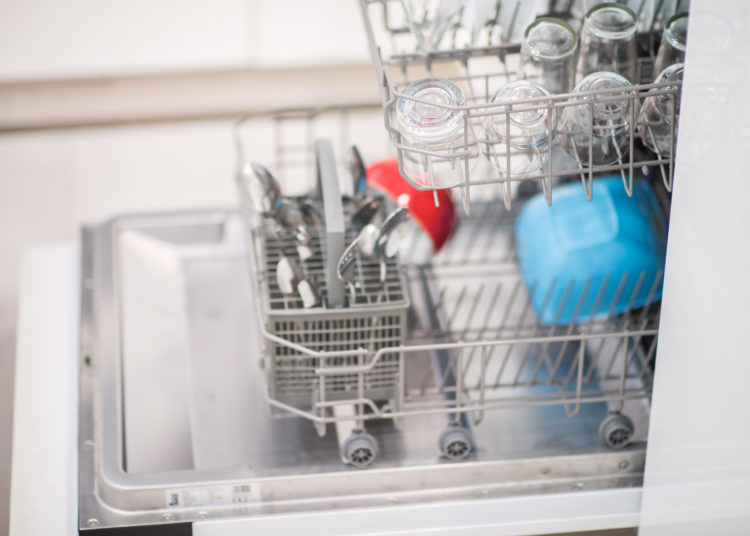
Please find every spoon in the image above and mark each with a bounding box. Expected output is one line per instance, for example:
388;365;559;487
373;208;410;281
240;162;282;217
346;145;384;230
351;197;383;232
357;223;381;259
336;242;358;302
276;200;313;260
337;208;411;302
374;208;410;260
299;199;323;228
347;145;368;201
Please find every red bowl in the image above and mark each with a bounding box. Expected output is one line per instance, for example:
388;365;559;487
366;158;457;252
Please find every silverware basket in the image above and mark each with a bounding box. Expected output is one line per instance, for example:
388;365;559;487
240;137;410;422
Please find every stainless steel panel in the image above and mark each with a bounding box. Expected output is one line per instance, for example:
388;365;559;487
79;209;647;531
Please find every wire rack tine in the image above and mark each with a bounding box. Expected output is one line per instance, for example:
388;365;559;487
463;282;504;386
583;274;628;383
548;278;594;382
491;278;530;386
624;90;636;197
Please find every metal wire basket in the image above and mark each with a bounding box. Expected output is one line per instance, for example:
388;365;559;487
234;104;663;467
238;134;410;423
359;0;682;212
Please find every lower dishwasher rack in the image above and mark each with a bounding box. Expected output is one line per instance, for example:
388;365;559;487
246;192;659;467
77;102;659;532
78;204;654;532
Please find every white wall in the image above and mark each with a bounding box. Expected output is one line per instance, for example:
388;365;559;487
0;0;370;82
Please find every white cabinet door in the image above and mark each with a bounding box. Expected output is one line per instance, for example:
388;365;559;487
0;0;370;82
0;0;249;81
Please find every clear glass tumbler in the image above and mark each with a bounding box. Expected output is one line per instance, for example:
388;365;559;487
400;0;464;52
638;63;684;157
577;3;638;83
653;12;688;76
518;17;578;95
482;80;553;178
560;71;633;167
396;77;477;189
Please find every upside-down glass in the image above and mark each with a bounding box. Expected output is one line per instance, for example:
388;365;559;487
399;0;464;52
560;71;633;167
653;12;688;76
482;80;554;179
638;63;684;157
395;77;477;189
577;3;638;83
518;17;578;95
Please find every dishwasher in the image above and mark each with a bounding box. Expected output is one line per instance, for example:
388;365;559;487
77;1;683;532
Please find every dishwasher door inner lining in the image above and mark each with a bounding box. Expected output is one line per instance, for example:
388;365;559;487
78;207;649;530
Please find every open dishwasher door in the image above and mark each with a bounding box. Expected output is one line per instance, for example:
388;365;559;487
639;1;750;534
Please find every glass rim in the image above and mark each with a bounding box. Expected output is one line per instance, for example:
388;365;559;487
574;70;632;119
584;2;638;40
523;17;578;60
396;76;466;142
664;11;688;51
490;79;552;129
654;61;685;86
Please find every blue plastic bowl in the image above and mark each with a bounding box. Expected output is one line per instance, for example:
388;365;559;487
514;177;667;325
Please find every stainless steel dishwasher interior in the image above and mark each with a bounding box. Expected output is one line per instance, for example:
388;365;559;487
78;0;678;520
79;182;653;529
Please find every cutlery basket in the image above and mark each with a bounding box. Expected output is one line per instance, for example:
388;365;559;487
241;139;410;411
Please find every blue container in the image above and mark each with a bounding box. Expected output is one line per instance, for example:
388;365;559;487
514;177;667;325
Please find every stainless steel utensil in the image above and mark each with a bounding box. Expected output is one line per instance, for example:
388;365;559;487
346;145;385;230
351;197;383;232
243;162;282;217
347;145;368;200
276;200;313;261
300;199;323;228
374;208;410;281
337;208;411;300
336;242;358;301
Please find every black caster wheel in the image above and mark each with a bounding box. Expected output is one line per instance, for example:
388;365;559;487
438;425;473;461
599;413;634;449
342;430;378;467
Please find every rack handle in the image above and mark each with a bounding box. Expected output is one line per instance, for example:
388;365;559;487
316;139;346;308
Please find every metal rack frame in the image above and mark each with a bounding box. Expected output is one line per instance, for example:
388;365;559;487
359;0;681;212
234;104;662;465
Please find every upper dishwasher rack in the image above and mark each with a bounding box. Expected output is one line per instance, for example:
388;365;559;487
359;0;683;212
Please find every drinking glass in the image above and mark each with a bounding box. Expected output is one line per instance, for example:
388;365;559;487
560;71;633;167
653;12;688;76
396;77;477;189
577;3;638;83
638;63;684;157
482;80;553;178
400;0;464;52
518;17;578;95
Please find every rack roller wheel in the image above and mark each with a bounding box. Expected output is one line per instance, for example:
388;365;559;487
438;425;473;461
342;431;378;468
599;413;634;449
